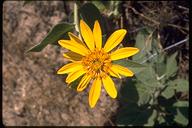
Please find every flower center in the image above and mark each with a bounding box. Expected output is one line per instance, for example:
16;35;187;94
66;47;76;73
82;48;111;78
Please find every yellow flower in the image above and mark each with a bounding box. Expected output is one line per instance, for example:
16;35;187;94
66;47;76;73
57;20;139;108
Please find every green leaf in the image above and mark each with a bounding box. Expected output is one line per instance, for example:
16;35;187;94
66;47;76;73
113;59;147;74
116;103;154;126
157;115;166;124
120;78;151;106
27;22;75;52
174;79;189;92
166;52;178;78
161;85;175;99
132;29;151;62
78;3;107;35
135;66;159;87
135;82;152;105
174;101;188;125
162;78;189;99
174;108;188;126
91;1;106;12
153;52;166;78
173;101;189;107
119;78;138;104
145;110;157;126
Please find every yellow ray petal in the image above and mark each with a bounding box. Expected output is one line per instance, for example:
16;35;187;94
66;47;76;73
63;51;83;62
89;77;101;108
104;29;127;52
80;20;95;50
68;32;87;47
111;64;134;77
77;74;91;92
57;62;82;74
102;75;117;98
93;20;102;49
58;40;89;56
110;47;139;60
66;69;86;84
108;68;121;78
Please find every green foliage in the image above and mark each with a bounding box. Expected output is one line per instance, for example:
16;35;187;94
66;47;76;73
117;28;188;126
113;59;146;74
27;23;74;52
166;52;178;78
78;3;107;35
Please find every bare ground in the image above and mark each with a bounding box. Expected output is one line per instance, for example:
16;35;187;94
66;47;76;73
3;1;118;126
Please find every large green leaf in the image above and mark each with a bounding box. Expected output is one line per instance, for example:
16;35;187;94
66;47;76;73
91;1;106;12
132;29;151;62
116;103;154;126
174;79;189;92
173;101;188;126
135;82;152;105
119;78;139;104
27;23;75;52
153;53;166;79
166;52;178;78
135;66;159;87
78;3;107;35
174;108;188;125
161;85;175;99
162;78;189;99
113;59;147;74
120;78;151;106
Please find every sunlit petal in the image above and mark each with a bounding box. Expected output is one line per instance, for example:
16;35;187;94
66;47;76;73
80;20;95;50
57;62;82;74
77;74;91;92
93;20;102;49
110;47;139;60
58;40;89;56
89;78;101;108
63;51;83;62
102;75;117;98
66;69;86;84
111;64;134;77
104;29;127;52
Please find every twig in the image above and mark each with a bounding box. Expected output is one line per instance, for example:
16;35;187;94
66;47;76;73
177;5;189;11
141;38;189;64
167;23;188;34
128;6;189;34
128;6;160;26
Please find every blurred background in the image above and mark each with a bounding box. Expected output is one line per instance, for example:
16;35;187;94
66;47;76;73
3;1;189;126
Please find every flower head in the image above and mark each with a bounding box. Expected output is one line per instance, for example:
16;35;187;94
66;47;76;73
57;20;139;108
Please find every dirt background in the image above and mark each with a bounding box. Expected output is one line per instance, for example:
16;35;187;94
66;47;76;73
3;1;119;126
2;1;189;126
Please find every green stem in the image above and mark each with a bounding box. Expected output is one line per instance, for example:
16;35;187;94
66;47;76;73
74;3;79;33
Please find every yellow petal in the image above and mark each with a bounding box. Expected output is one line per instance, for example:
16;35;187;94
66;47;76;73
68;32;87;47
108;68;121;78
110;47;139;60
104;29;127;52
57;62;82;74
102;75;117;98
77;74;91;92
93;20;102;49
63;51;83;62
89;78;101;108
80;20;95;50
66;69;86;84
58;40;89;56
111;64;134;77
